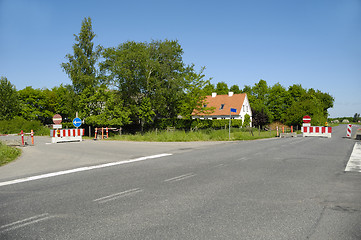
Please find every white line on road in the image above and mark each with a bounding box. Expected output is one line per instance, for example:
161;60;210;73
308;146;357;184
0;153;173;187
0;213;53;233
164;173;196;182
345;142;361;172
94;188;143;203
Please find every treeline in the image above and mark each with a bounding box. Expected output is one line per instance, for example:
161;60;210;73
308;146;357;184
0;17;334;132
203;79;334;127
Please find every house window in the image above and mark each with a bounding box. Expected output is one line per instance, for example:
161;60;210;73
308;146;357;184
220;104;225;110
243;105;245;112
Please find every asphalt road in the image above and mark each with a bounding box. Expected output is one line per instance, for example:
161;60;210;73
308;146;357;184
0;125;360;239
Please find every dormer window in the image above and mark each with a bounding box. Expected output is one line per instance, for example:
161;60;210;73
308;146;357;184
203;104;207;108
220;104;225;110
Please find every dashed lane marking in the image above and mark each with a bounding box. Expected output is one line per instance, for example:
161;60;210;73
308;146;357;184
345;142;361;172
93;188;143;203
0;213;54;233
164;173;196;182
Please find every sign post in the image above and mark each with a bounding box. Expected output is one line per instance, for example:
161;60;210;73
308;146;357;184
229;108;237;140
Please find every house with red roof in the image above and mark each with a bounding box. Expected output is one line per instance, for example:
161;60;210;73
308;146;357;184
191;92;252;126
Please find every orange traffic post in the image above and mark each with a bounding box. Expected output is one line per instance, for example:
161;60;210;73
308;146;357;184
94;128;98;140
31;129;34;145
276;126;279;137
101;127;104;140
106;127;109;139
21;130;24;146
282;126;285;133
291;126;293;133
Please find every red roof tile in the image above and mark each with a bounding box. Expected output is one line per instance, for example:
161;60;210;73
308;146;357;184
192;93;247;116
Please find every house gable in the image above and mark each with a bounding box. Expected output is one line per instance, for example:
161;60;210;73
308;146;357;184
192;92;252;122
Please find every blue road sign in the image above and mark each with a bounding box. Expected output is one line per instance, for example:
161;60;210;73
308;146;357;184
230;108;237;113
73;117;82;128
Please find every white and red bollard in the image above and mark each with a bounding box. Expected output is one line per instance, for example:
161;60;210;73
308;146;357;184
346;124;352;138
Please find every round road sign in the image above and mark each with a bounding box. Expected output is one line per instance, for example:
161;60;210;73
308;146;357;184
73;117;82;128
303;115;311;123
53;114;62;124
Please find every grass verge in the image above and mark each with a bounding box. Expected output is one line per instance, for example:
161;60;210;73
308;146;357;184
106;128;278;142
0;141;21;166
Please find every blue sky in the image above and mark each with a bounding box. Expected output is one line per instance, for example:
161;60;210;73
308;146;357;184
0;0;360;118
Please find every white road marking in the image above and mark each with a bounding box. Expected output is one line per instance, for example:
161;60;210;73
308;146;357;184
345;142;361;172
164;173;196;182
0;153;172;187
0;213;53;233
94;188;143;203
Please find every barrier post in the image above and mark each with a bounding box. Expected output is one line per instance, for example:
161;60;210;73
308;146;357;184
21;130;24;146
31;129;34;145
282;126;284;133
291;126;293;133
276;126;279;137
346;124;352;138
102;127;104;140
106;127;109;139
94;128;98;140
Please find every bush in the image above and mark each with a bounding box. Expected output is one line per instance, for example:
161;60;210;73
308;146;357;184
0;117;49;135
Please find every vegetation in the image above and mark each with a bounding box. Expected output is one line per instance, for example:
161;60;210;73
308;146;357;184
0;17;335;137
0;141;21;166
108;128;277;142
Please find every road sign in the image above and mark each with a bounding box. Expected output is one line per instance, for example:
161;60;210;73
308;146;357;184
53;114;62;124
230;108;237;113
52;124;62;129
73;117;82;128
303;115;311;123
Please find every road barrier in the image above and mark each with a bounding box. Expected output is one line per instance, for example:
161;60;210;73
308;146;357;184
346;124;352;138
303;126;332;138
51;129;84;143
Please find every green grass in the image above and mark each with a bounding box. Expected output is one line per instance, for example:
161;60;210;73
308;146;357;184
105;128;278;142
0;141;21;166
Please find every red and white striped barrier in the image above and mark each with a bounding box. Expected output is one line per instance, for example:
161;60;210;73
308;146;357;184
346;124;352;138
50;129;84;143
303;126;332;138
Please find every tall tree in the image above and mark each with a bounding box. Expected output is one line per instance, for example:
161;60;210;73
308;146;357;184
61;17;101;95
229;84;241;94
0;77;20;120
216;81;229;95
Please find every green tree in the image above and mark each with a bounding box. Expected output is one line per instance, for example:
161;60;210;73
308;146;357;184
267;83;292;122
61;17;101;95
353;113;360;123
83;86;130;127
179;67;213;121
0;77;20;120
243;113;251;128
229;84;241;94
216;81;229;95
18;87;54;124
101;39;199;123
202;83;216;95
138;97;155;132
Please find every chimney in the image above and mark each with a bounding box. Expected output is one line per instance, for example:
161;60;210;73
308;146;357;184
228;92;234;97
212;92;217;97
